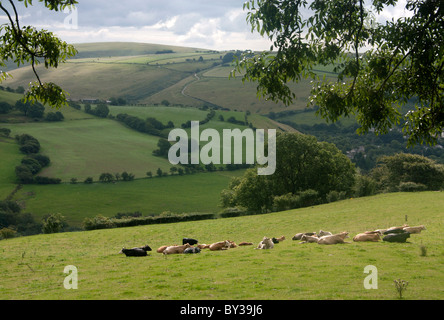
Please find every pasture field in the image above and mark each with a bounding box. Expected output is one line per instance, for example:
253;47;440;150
0;192;442;300
2;42;324;113
1;116;173;182
4;62;190;102
3;42;222;103
71;42;205;59
12;170;245;227
2;103;278;183
0;90;23;106
107;105;210;125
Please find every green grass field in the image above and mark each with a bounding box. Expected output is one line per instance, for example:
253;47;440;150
2;116;173;182
12;170;245;227
0;192;442;300
1;42;442;301
108;105;210;126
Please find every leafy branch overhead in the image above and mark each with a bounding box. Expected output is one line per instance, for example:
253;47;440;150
0;0;78;108
234;0;443;146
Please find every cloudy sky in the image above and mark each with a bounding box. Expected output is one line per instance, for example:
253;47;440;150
4;0;413;51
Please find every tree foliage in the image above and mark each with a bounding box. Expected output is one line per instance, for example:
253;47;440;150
0;0;78;108
235;0;443;146
221;132;356;212
371;153;444;191
42;212;65;234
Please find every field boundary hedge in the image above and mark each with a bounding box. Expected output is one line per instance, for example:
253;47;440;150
83;212;216;230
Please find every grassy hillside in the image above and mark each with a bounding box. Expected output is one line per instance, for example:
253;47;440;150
0;192;442;300
1;104;282;183
71;42;205;59
2;42;319;114
1;116;173;182
143;65;318;114
2;42;224;103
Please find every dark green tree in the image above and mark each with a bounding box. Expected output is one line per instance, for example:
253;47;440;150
371;153;444;191
99;173;115;183
94;104;110;118
235;0;443;146
42;213;66;234
0;102;12;114
0;0;78;108
27;102;45;118
221;132;356;212
153;138;172;158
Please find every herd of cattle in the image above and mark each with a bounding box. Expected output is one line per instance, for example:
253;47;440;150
118;224;426;257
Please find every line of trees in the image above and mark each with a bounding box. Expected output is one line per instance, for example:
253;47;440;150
275;114;444;172
220;132;444;215
0;99;64;122
115;113;173;138
84;103;109;118
14;134;60;185
181;110;216;128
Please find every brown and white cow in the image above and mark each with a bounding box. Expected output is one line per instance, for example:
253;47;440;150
162;243;191;255
353;232;381;242
318;232;349;245
403;225;426;234
299;234;319;243
209;240;231;251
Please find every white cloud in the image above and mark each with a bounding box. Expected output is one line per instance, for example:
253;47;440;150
376;0;414;22
7;0;413;51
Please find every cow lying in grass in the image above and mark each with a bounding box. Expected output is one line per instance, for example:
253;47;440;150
119;245;152;257
318;230;332;237
317;232;349;245
209;240;231;251
183;238;198;245
403;225;426;234
383;232;411;243
292;232;316;240
272;235;286;244
353;232;381;242
299;234;319;243
183;247;201;254
256;236;274;249
163;243;191;255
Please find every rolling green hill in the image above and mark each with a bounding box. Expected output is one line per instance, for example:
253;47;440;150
2;42;224;103
1;42;318;113
0;191;442;300
1;113;173;182
1;42;443;301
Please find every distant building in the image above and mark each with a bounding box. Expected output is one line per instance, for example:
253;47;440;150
346;146;365;160
82;99;98;104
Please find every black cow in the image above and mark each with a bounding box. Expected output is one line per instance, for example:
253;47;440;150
383;232;410;243
183;247;201;254
139;245;152;252
383;228;406;235
119;245;152;257
183;238;198;245
119;248;147;257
